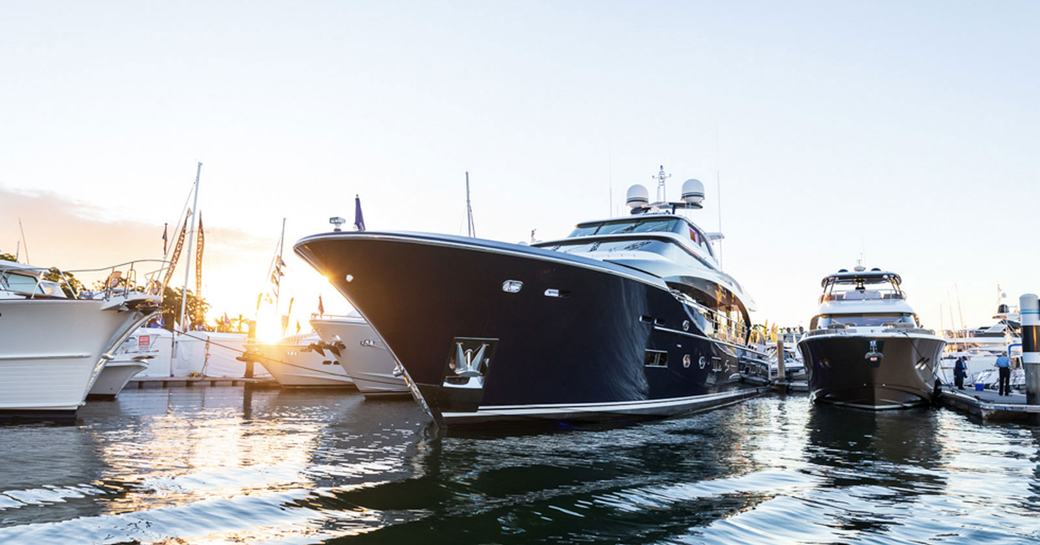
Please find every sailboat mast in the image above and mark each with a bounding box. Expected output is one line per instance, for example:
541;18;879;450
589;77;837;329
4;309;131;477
178;161;202;333
465;172;475;238
275;217;286;312
17;218;29;264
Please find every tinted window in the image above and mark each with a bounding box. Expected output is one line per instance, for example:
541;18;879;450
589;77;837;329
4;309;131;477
569;217;687;237
3;272;38;294
818;314;916;327
568;224;599;237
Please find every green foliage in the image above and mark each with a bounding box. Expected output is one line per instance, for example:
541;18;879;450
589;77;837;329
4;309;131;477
160;286;210;332
0;252;16;262
43;268;86;298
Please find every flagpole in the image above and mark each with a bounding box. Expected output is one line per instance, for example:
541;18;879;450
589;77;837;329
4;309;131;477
178;162;202;335
465;172;475;238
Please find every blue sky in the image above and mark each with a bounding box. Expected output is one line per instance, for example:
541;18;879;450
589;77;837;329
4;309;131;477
1;1;1037;329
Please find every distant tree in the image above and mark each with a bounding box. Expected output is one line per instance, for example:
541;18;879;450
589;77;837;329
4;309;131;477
0;252;16;262
160;286;210;332
43;268;86;298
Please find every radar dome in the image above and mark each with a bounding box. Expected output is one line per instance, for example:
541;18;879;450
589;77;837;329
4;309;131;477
681;179;705;208
626;184;649;209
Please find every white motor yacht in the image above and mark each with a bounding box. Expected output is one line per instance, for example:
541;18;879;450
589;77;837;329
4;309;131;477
798;265;945;409
253;332;355;388
311;314;410;398
0;260;161;418
938;303;1022;386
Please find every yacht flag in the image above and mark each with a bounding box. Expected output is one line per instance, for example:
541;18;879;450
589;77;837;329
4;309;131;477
161;213;190;289
354;195;365;232
270;255;286;298
318;295;325;316
195;212;205;308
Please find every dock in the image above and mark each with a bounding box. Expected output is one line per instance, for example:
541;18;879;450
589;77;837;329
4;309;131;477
771;380;810;393
939;386;1040;422
129;376;278;389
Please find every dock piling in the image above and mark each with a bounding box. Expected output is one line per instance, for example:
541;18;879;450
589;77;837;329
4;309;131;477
244;320;257;379
1021;294;1040;405
776;339;786;382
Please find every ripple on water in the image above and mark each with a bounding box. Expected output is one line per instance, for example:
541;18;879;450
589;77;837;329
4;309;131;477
1;389;1039;544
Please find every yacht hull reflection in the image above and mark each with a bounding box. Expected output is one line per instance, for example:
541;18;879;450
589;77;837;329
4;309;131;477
295;232;766;425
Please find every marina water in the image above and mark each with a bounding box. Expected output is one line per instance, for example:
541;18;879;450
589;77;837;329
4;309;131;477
1;388;1038;544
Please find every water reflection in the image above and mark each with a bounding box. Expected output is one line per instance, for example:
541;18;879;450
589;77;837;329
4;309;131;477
0;390;1038;544
799;406;946;540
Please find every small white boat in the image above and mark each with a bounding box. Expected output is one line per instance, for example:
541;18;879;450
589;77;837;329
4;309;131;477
311;315;410;398
130;327;175;377
0;260;161;418
88;359;148;398
89;328;167;397
767;343;807;381
254;333;355;388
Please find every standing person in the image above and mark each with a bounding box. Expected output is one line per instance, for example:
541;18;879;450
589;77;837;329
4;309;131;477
953;356;968;390
995;352;1012;396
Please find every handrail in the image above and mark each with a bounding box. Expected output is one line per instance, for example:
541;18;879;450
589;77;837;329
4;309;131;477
1;259;171;301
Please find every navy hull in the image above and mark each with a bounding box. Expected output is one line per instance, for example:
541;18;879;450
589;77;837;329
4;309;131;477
799;334;944;409
295;232;767;425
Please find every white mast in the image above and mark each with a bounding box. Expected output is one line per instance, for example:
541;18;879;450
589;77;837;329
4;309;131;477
465;171;476;238
652;165;670;203
17;218;29;264
275;217;286;312
178;161;202;334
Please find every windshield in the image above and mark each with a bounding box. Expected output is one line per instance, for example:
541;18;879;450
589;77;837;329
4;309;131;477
822;277;903;301
2;272;40;294
567;217;715;257
817;313;918;328
569;217;687;237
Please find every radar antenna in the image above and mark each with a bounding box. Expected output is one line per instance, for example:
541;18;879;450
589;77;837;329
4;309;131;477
652;165;671;203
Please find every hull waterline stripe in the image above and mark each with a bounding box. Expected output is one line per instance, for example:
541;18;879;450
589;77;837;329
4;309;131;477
0;353;92;361
441;388;762;418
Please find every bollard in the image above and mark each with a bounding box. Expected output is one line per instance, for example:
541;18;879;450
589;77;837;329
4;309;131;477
1021;294;1040;405
244;320;257;379
776;339;786;382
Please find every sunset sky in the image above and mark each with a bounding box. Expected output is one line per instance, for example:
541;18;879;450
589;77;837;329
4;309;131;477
2;1;1037;333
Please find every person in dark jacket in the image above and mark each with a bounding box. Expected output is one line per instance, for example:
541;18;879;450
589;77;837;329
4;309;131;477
953;356;968;390
995;353;1012;396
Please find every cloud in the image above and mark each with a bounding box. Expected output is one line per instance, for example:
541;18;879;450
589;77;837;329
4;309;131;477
0;186;275;317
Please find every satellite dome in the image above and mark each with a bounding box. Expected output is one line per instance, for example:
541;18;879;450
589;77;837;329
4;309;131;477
626;184;649;209
681;179;705;208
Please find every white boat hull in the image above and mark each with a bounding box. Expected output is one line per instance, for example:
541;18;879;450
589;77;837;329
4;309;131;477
172;332;270;378
88;359;148;398
255;334;355;388
311;318;411;398
0;298;154;416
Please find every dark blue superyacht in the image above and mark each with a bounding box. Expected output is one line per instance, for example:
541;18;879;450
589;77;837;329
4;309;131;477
295;167;770;426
